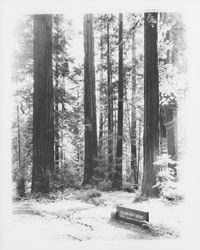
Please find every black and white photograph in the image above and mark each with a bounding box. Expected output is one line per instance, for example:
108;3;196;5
0;0;200;249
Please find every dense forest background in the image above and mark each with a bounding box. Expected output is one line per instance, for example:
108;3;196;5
11;12;187;200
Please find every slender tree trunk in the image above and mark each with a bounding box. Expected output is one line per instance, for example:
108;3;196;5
17;104;21;177
131;31;138;185
53;16;60;175
114;97;117;155
83;14;97;185
137;118;142;177
32;15;54;193
99;113;103;151
16;84;25;197
142;13;159;197
60;77;65;168
98;35;104;156
113;13;123;190
107;19;114;180
159;14;168;154
60;115;64;168
54;61;60;174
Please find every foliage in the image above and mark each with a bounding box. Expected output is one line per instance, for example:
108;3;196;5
158;13;187;107
122;181;138;193
133;190;149;203
98;179;113;191
154;168;183;201
15;176;26;198
74;188;103;205
12;115;32;196
153;155;184;201
51;162;83;191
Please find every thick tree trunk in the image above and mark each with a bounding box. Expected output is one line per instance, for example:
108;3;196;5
142;13;159;197
112;13;123;190
83;14;97;185
32;15;54;193
107;19;114;180
131;31;138;186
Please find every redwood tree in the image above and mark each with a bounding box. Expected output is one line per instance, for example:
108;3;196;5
32;15;54;193
131;29;138;186
16;82;25;197
107;16;114;181
98;35;104;155
83;14;97;184
142;12;159;197
113;13;123;190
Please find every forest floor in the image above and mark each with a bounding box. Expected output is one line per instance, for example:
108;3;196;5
11;188;183;245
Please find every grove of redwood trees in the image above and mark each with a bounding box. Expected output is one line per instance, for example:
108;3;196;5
12;12;186;196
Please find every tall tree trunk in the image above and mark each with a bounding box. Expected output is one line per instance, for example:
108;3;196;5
159;13;168;154
60;77;65;168
137;118;142;178
112;13;123;190
142;13;159;197
32;15;54;193
131;31;138;185
16;82;25;197
98;35;104;156
107;18;114;180
83;14;97;185
99;112;103;152
54;61;60;174
17;104;21;179
114;97;117;156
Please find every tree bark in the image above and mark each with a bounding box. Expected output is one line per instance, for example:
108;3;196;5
131;31;138;186
16;82;25;197
32;15;54;193
137;118;142;176
54;61;60;174
98;35;104;156
107;18;114;181
112;13;123;190
83;14;97;185
142;13;159;197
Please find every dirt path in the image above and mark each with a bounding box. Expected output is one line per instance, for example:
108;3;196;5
11;191;182;244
